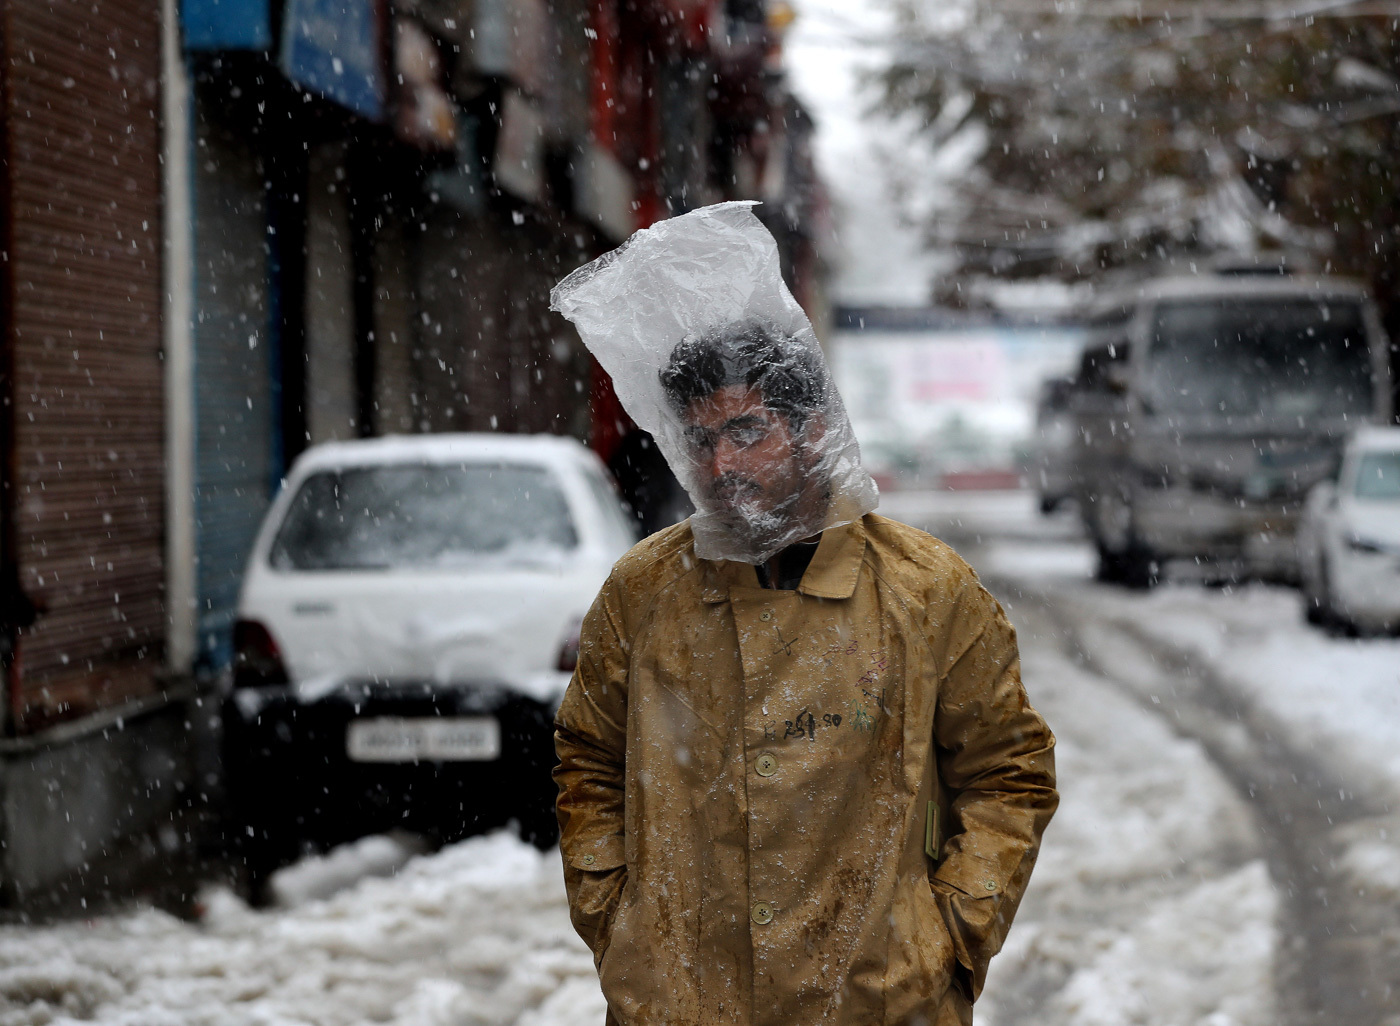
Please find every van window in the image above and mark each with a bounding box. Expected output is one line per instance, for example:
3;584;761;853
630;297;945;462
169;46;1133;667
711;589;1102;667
1145;299;1373;420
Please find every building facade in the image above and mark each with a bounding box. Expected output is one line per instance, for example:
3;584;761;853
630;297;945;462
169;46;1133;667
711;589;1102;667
0;0;827;906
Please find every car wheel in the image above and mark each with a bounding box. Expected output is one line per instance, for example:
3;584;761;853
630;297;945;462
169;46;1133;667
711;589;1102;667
228;818;301;905
1307;557;1359;636
1302;561;1329;625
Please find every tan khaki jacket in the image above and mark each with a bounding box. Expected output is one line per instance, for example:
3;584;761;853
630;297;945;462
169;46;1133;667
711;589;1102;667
554;514;1057;1026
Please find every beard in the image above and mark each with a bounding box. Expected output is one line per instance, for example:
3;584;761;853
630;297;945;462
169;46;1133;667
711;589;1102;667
710;473;822;554
711;473;765;512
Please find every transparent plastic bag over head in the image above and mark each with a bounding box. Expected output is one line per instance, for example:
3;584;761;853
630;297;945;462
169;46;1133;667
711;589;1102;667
550;201;878;565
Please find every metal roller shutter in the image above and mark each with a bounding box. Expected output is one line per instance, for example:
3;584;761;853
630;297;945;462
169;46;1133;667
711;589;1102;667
2;0;165;729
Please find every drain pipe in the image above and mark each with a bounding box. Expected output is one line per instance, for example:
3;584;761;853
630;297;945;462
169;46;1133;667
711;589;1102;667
161;0;197;676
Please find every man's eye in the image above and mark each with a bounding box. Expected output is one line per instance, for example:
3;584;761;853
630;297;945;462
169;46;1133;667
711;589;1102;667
686;428;717;452
728;425;768;446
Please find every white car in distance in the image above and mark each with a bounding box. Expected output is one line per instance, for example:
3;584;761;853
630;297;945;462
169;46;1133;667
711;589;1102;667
1298;425;1400;634
222;433;638;883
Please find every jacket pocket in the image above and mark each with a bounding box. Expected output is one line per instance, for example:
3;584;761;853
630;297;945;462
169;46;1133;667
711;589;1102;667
563;837;628;964
884;871;959;1025
566;837;627;874
932;849;1004;900
929;850;1003;1001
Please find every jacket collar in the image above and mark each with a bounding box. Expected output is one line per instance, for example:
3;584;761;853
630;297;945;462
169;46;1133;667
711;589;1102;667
699;517;867;603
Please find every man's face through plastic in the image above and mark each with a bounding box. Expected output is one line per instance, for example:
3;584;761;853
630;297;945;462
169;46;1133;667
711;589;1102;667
682;384;826;544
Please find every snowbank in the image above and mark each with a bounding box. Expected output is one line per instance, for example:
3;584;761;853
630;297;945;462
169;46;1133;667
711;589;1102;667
0;832;604;1026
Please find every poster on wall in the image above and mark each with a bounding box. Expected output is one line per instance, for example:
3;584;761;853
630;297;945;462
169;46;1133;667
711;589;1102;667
280;0;386;121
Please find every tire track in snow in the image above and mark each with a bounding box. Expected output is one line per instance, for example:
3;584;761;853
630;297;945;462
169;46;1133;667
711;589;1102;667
1003;578;1399;1026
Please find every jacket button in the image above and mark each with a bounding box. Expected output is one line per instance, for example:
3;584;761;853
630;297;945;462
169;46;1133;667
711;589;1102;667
984;881;997;891
581;854;596;866
759;610;773;621
755;753;778;777
751;900;775;925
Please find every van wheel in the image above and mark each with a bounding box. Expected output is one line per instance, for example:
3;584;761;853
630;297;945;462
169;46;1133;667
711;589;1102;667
1092;492;1159;589
1096;540;1160;589
1117;542;1161;590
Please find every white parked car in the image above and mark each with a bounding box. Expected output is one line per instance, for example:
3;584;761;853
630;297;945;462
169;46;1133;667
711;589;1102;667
1298;426;1400;634
221;433;638;882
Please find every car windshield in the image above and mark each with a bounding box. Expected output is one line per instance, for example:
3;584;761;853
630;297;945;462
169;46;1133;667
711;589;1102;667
270;463;578;570
1354;451;1400;500
1145;299;1373;421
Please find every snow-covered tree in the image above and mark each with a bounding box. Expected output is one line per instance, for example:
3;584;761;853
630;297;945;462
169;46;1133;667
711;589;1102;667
877;0;1400;323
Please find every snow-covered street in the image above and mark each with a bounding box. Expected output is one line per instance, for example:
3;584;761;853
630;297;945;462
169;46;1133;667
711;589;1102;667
901;491;1400;1026
3;492;1398;1026
0;833;604;1026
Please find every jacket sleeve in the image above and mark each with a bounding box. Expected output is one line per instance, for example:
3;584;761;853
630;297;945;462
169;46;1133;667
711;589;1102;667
928;578;1058;1001
553;573;631;964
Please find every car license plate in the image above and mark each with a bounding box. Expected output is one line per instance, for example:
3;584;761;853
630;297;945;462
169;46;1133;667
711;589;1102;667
346;717;501;763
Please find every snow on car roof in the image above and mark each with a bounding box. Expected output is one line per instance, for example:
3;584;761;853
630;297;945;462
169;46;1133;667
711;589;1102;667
288;433;595;478
1350;425;1400;453
1090;274;1374;314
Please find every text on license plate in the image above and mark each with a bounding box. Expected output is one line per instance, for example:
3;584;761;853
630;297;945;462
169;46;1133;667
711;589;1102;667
346;717;501;763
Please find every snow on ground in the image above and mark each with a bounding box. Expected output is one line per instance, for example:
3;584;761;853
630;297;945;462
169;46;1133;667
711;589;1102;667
1072;582;1400;808
0;832;604;1026
937;486;1400;1002
267;833;430;908
974;609;1277;1026
1059;577;1400;920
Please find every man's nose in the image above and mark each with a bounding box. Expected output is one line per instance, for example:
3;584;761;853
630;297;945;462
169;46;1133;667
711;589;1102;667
710;436;743;476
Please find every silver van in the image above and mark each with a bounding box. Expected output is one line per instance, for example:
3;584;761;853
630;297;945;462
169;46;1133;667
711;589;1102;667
1069;273;1393;585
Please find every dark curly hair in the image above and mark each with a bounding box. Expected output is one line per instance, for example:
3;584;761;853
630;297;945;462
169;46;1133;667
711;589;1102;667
659;322;828;432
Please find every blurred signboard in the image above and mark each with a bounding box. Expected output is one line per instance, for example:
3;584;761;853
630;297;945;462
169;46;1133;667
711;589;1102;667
182;0;272;49
833;324;1084;487
280;0;386;121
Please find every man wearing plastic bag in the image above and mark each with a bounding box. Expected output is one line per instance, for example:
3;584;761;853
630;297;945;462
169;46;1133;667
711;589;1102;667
551;202;1057;1026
